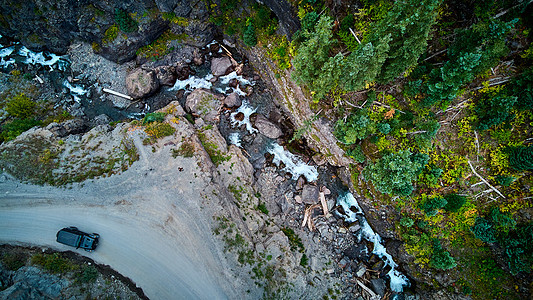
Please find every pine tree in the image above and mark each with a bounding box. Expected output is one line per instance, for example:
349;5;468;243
243;21;257;47
292;15;334;87
509;146;533;170
374;0;442;83
114;8;138;33
363;150;428;196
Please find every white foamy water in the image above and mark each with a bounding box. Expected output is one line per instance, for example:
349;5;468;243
18;46;68;71
337;193;409;292
230;99;257;133
63;80;88;103
228;132;242;147
219;71;253;86
268;143;318;182
170;74;214;91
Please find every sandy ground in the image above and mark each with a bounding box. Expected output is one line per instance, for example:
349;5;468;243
0;129;247;300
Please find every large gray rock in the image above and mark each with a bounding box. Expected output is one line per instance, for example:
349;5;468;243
370;278;387;297
126;68;160;99
253;115;282;139
211;57;232;76
154;66;177;86
185;89;222;124
301;184;319;204
223;93;241;108
45;119;87;137
0;266;69;299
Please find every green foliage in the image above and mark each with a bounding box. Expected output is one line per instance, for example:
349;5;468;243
0;118;42;142
75;265;98;284
400;217;415;227
103;25;118;44
173;141;195;158
420;195;447;216
31;253;77;274
257;202;269;215
281;228;304;253
1;252;27;271
136;30;184;61
142;112;166;125
502;222;533;275
509;66;533;110
144;122;176;139
443;194;467;212
376;123;391;134
373;0;442;83
413;119;440;148
430;240;457;270
471;217;497;243
421;52;482;107
346;144;366;163
495;175;515;186
243;19;257;47
114;8;138;33
300;253;308;266
508;145;533;170
335;112;375;144
292;15;334;89
418;164;443;187
475;94;517;130
363;150;428;196
5;93;36;119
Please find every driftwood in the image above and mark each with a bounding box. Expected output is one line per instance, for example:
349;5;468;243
34;75;44;84
103;88;133;100
302;204;321;232
349;28;362;44
319;192;330;218
355;279;380;300
468;160;505;199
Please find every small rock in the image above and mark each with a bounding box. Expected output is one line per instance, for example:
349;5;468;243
371;260;385;271
349;223;361;233
294;195;303;204
92;114;112;126
338;227;347;234
211;56;232;76
253;114;282;139
326;269;335;274
301;184;319;204
223;92;241;108
322;186;331;195
370;278;387;297
126;68;160;99
355;262;367;277
296;176;305;190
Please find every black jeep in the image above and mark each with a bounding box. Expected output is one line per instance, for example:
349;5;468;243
56;227;99;251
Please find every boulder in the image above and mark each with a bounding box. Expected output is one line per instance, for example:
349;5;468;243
45;119;87;137
126;68;160;99
92;114;112;127
211;56;232;76
370;278;387;298
253;115;282;139
343;244;369;261
223;93;241;108
185;89;222;124
301;184;319;204
154;66;177;86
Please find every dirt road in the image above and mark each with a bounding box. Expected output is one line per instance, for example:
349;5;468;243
0;132;247;299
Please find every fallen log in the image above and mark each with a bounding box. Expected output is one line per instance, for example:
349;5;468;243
103;88;133;100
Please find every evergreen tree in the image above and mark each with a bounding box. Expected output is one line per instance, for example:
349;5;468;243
292;15;334;87
114;8;138;33
363;150;428;196
374;0;442;83
509;146;533;170
243;20;258;47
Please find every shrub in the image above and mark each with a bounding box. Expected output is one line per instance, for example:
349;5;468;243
495;175;515;186
471;217;497;243
335;113;375;144
430;241;457;270
509;66;533;110
243;19;257;47
443;194;467;212
144;122;175;139
347;144;366;163
75;265;98;284
363;150;428;196
508;145;533;170
114;8;138;33
1;252;27;271
0;118;42;142
377;123;391;134
418;165;443;187
142;112;166;125
31;253;77;273
475;94;517;130
420;195;447;216
257;202;269;215
5;93;36;119
502;222;533;275
400;217;415;227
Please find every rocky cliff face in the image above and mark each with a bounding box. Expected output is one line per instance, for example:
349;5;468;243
0;0;214;63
